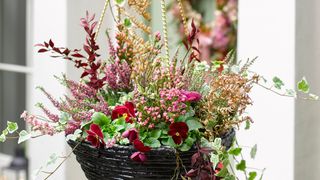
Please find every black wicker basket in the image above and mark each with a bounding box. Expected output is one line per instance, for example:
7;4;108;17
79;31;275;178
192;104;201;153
68;128;235;180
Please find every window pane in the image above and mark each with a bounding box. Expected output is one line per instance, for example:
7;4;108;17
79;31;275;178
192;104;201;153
0;71;26;155
0;0;26;66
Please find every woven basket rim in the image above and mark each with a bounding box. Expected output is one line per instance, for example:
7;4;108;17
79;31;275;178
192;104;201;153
68;140;184;152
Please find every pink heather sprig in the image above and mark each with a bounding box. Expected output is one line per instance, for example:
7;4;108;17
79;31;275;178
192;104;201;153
94;95;110;115
36;103;59;122
105;60;132;91
20;111;57;136
65;79;97;100
37;86;63;110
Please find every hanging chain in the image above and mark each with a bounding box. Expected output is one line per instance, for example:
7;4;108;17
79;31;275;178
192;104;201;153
160;0;170;65
94;0;111;40
176;0;189;37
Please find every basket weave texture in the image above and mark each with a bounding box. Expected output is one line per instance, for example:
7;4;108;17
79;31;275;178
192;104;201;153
68;128;235;180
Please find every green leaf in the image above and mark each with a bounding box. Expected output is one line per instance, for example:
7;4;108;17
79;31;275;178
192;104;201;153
285;89;297;97
92;112;111;126
224;175;236;180
180;143;192;152
124;18;132;27
249;171;257;180
149;129;161;139
216;167;228;177
2;129;9;136
228;147;242;156
7;121;18;133
272;76;284;89
297;77;310;93
59;113;69;125
212;138;222;150
210;153;219;169
236;160;246;171
245;120;251;130
46;153;58;166
0;134;6;142
144;137;161;148
115;0;125;5
186;119;203;131
200;137;211;147
66;129;82;141
18;130;31;144
168;137;178;148
119;138;130;145
250;144;257;159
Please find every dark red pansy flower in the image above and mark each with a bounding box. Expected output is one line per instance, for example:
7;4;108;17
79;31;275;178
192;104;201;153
86;124;105;148
133;139;151;153
111;101;135;123
130;151;147;162
168;122;189;144
122;128;138;143
182;90;202;102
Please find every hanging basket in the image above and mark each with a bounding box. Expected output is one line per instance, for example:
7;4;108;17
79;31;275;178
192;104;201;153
68;128;235;180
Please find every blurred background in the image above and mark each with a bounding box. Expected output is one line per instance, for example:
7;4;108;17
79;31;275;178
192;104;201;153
0;0;319;179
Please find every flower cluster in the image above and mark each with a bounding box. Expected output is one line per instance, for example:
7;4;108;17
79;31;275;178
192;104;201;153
3;3;313;180
171;0;238;62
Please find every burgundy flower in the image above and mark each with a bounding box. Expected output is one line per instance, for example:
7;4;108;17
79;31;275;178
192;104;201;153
131;139;151;163
182;90;202;102
111;102;135;123
86;124;105;148
133;139;151;152
130;151;147;162
168;122;189;144
122;128;138;143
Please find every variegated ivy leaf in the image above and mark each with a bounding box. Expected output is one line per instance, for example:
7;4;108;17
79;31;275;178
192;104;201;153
250;144;258;159
272;76;284;89
46;153;59;166
212;138;222;150
0;134;6;142
18;130;31;144
210;153;219;169
285;89;297;97
66;129;82;141
7;121;18;133
297;77;310;93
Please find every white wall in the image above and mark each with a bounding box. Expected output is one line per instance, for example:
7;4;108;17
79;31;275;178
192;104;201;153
237;0;295;179
27;0;67;179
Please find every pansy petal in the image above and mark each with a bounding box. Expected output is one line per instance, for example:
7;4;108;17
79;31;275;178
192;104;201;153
138;153;147;162
124;102;135;117
172;135;182;145
90;124;104;139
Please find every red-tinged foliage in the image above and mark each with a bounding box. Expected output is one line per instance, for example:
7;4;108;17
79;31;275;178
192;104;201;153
182;19;201;63
185;145;222;180
35;12;106;90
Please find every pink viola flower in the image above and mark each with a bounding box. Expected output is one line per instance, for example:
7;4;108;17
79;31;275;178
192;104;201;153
122;128;138;143
86;124;105;148
182;90;202;102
